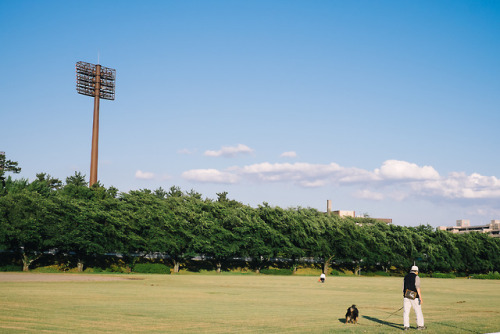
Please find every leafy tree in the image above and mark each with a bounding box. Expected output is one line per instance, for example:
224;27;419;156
231;207;274;272
166;186;183;198
280;207;326;272
52;192;126;272
66;171;87;187
28;173;63;196
62;172;93;200
162;192;205;272
107;186;119;199
120;190;173;265
0;152;21;189
256;204;300;272
333;219;369;275
385;224;417;271
154;187;167;199
191;201;240;272
455;232;500;274
0;176;29;196
120;189;197;273
186;189;202;200
0;190;54;271
2;169;500;275
216;191;229;202
362;223;393;272
432;230;461;272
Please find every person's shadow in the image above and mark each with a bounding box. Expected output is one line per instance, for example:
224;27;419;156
356;315;403;330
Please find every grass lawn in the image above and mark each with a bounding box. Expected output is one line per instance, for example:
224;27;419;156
0;273;499;333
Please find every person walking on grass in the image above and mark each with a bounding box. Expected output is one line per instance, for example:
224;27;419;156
403;265;425;331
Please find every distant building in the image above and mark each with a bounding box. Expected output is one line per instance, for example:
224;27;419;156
325;200;391;223
372;218;393;224
439;220;500;238
333;210;356;218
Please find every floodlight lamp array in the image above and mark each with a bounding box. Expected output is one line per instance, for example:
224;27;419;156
76;61;116;100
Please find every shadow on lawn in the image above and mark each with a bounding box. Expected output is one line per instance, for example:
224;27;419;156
432;322;481;334
359;315;403;330
359;316;482;333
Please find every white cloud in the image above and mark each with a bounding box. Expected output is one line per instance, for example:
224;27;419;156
338;167;380;184
375;160;440;180
239;162;343;183
280;151;297;158
135;170;155;180
182;169;239;184
178;148;195;155
204;144;254;157
180;159;500;201
299;179;327;187
160;173;171;181
354;189;385;201
468;206;500;218
413;172;500;199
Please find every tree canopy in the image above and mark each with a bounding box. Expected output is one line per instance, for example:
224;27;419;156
0;171;499;274
0;152;22;191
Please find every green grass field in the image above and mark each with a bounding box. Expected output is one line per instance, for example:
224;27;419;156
0;273;499;333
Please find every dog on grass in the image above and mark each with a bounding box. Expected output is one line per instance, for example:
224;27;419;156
345;304;359;324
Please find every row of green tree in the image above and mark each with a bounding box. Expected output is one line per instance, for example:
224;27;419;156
1;171;499;274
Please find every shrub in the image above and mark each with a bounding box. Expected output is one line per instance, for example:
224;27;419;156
330;269;342;276
109;264;131;273
0;265;22;272
260;268;293;275
374;271;391;276
471;272;500;280
293;267;322;276
431;272;456;279
133;263;171;274
32;265;62;273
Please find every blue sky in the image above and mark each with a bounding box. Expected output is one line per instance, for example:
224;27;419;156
1;0;499;227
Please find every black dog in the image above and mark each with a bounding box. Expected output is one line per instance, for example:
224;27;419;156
345;304;359;324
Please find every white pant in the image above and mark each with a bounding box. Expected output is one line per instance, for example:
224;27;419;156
403;297;424;328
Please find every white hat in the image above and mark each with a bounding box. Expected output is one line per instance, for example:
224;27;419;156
411;265;419;272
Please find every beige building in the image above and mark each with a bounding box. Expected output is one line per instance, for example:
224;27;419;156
439;220;500;238
325;200;391;223
326;200;355;217
332;210;356;218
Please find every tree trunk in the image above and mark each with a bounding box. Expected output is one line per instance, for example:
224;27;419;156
77;259;84;272
354;265;361;276
173;260;180;273
255;256;264;274
323;255;334;276
22;255;31;272
22;253;39;272
216;262;221;273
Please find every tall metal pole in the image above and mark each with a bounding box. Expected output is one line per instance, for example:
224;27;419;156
89;64;101;187
76;61;115;187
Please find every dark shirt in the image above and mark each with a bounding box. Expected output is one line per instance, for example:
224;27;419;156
403;272;420;299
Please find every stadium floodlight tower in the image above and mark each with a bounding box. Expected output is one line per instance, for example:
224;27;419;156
75;61;116;187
